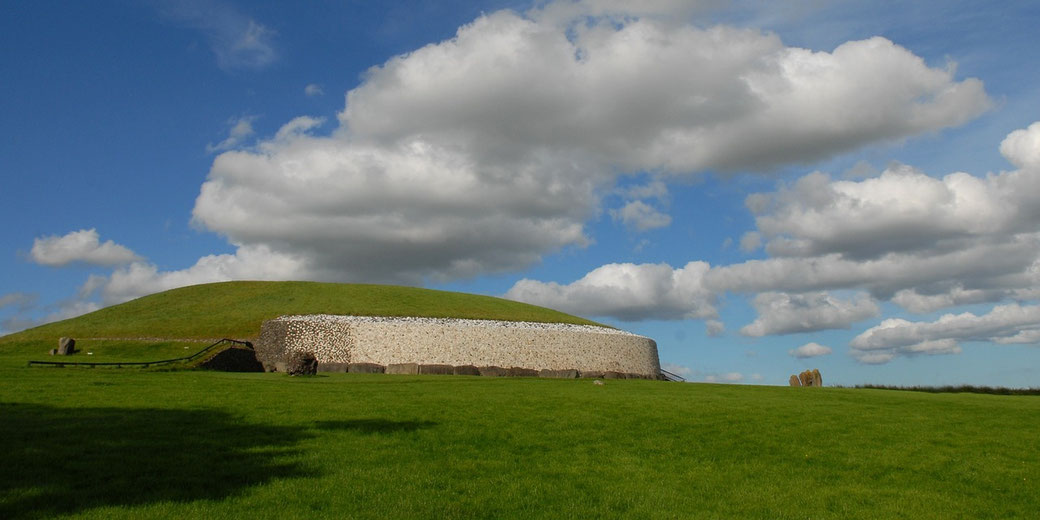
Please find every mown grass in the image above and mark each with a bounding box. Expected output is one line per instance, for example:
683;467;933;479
2;358;1037;519
0;281;604;344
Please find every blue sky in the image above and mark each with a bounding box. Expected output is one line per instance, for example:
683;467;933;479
3;0;1040;387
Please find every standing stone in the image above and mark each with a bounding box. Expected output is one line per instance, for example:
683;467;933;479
286;351;318;376
57;337;76;356
798;370;810;387
789;375;801;386
812;368;823;387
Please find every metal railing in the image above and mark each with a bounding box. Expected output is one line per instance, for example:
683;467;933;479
27;338;253;369
659;368;686;382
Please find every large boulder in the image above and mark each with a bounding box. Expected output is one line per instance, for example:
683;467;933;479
478;366;507;377
348;362;386;374
453;365;480;376
419;364;454;375
57;337;76;356
812;368;823;387
286;351;318;376
386;363;419;375
789;375;802;386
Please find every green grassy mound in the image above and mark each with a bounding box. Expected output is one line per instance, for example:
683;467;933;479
1;281;602;345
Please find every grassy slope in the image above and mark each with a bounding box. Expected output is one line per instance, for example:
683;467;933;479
1;281;602;344
1;369;1037;519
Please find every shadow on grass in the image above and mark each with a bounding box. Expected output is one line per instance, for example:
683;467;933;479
0;402;315;519
313;419;437;434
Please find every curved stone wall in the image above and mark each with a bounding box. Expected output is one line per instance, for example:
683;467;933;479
256;315;660;378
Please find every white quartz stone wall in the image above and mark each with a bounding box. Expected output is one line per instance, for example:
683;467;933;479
256;315;660;377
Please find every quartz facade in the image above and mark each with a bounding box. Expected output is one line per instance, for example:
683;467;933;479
256;315;660;378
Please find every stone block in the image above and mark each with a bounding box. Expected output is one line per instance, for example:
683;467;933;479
507;367;538;377
348;362;385;374
789;375;801;386
386;363;419;375
57;337;76;356
580;370;605;379
539;369;578;379
286;351;317;376
478;366;507;377
419;364;454;375
453;365;480;376
603;371;625;379
318;362;350;373
812;368;823;387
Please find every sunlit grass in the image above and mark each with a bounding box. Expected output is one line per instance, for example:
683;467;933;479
2;362;1037;519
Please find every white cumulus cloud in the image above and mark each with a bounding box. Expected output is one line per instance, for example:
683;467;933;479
789;342;833;358
188;6;987;287
31;229;141;267
610;200;672;231
506;261;717;321
740;291;879;336
850;304;1040;363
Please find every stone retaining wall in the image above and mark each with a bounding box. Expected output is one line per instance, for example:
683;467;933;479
256;315;660;378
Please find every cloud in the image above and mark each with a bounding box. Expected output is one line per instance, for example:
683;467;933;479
304;84;324;97
509;121;1040;335
158;0;277;70
30;229;141;267
207;115;256;153
187;6;988;287
661;362;692;377
704;372;744;383
1000;121;1040;169
789;342;833;358
740;291;879;336
0;292;37;311
87;244;311;306
610;200;671;231
850;304;1040;364
506;261;717;321
705;319;725;337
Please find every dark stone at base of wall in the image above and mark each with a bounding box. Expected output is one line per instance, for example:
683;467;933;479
539;369;578;378
305;361;652;379
478;366;507;377
318;362;350;373
507;367;539;377
419;364;454;375
349;362;386;374
453;365;480;376
386;363;419;375
286;351;318;376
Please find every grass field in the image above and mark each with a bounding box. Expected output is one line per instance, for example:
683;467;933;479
2;359;1038;519
2;282;1038;518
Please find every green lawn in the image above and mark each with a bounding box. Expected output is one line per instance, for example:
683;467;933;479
2;358;1037;519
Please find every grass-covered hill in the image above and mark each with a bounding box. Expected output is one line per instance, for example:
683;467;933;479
1;281;603;343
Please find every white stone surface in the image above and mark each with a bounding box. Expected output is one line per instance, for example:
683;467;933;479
256;315;660;377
